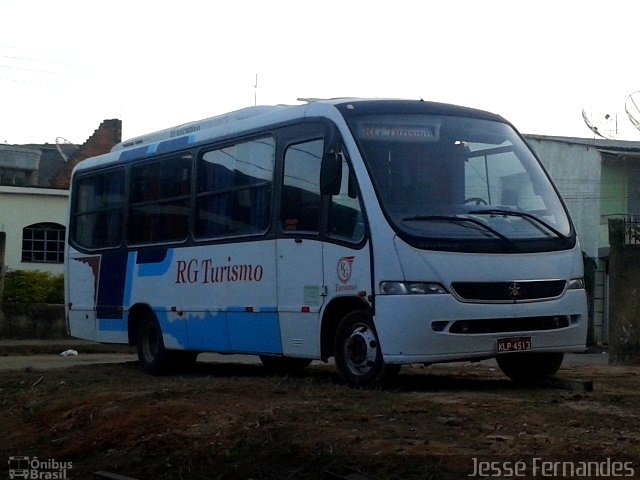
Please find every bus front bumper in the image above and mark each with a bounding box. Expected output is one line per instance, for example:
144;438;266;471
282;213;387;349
374;290;588;365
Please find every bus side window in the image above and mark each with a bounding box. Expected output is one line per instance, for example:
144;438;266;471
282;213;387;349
128;154;192;244
72;169;125;249
195;137;275;239
281;139;323;233
327;158;365;243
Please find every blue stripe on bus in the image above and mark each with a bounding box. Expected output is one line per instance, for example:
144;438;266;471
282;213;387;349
96;307;282;354
123;252;136;307
117;135;191;162
119;146;150;162
138;307;283;354
96;251;129;319
227;309;281;354
155;308;188;349
137;248;173;277
182;310;228;351
118;144;159;162
98;319;127;332
156;135;192;154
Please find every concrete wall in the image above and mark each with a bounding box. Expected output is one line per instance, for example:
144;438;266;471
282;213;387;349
525;137;608;344
0;186;69;275
526;138;602;258
0;303;67;339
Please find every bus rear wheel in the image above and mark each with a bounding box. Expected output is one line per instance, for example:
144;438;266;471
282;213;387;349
137;315;173;375
496;352;564;383
334;310;396;387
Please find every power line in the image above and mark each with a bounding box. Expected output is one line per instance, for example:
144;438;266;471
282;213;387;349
0;75;65;87
0;63;79;77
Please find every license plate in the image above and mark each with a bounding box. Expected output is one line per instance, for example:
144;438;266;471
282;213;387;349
496;336;532;353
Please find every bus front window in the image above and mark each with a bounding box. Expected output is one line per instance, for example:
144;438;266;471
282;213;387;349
350;114;572;251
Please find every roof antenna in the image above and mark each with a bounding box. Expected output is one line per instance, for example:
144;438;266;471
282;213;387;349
581;109;618;139
625;91;640;133
55;137;78;162
254;74;258;106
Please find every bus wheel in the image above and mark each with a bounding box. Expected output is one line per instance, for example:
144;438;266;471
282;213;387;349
137;315;171;375
496;352;564;383
259;355;312;373
334;310;387;387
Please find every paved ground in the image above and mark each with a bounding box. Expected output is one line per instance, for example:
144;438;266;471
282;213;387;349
0;338;611;370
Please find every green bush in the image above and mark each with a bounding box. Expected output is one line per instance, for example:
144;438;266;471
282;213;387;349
2;270;64;304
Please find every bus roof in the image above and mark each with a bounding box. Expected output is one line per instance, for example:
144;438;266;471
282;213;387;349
74;98;506;174
111;105;291;152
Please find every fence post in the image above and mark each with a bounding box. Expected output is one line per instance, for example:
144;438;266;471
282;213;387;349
0;232;5;303
607;219;640;364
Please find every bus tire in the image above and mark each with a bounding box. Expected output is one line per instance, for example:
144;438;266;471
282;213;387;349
259;355;312;372
136;314;172;375
334;310;390;387
496;352;564;383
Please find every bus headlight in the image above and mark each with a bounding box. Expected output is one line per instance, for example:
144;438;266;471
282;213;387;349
379;282;448;295
567;278;585;290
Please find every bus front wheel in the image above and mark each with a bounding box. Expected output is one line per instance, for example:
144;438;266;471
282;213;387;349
496;352;564;383
334;310;397;387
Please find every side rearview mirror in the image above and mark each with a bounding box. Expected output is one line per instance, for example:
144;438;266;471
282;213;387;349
348;173;358;199
320;151;342;196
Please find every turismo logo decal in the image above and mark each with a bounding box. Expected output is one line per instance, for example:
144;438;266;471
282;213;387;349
337;257;354;284
335;257;357;293
175;259;263;284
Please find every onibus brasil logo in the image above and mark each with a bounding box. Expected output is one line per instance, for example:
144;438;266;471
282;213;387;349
8;456;73;479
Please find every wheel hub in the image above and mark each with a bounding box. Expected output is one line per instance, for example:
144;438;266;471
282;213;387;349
345;324;378;375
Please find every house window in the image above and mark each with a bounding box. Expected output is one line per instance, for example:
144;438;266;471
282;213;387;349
22;223;66;263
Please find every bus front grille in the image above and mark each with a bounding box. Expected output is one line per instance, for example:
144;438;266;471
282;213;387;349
447;315;570;334
450;280;566;303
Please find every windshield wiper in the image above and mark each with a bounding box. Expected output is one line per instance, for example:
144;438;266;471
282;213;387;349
468;209;565;238
402;215;516;246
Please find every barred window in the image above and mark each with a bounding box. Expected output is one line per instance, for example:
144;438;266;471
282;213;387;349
22;222;66;263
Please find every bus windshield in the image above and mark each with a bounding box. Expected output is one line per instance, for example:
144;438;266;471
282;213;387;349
350;114;572;250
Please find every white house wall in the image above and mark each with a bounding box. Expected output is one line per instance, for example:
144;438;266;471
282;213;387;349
526;138;602;258
0;186;68;275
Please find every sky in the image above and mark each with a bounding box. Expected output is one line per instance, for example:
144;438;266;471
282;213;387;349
1;0;639;145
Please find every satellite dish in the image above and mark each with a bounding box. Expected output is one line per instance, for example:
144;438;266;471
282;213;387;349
625;91;640;132
55;137;78;162
581;109;618;139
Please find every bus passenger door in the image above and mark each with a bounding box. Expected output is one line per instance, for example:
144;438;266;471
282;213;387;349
277;136;325;358
322;154;370;329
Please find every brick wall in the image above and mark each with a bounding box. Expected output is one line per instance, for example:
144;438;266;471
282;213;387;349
50;119;122;189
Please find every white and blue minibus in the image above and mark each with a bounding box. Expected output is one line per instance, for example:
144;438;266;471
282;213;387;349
66;99;588;386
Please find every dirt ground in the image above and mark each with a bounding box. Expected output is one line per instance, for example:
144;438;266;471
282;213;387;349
1;356;639;480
